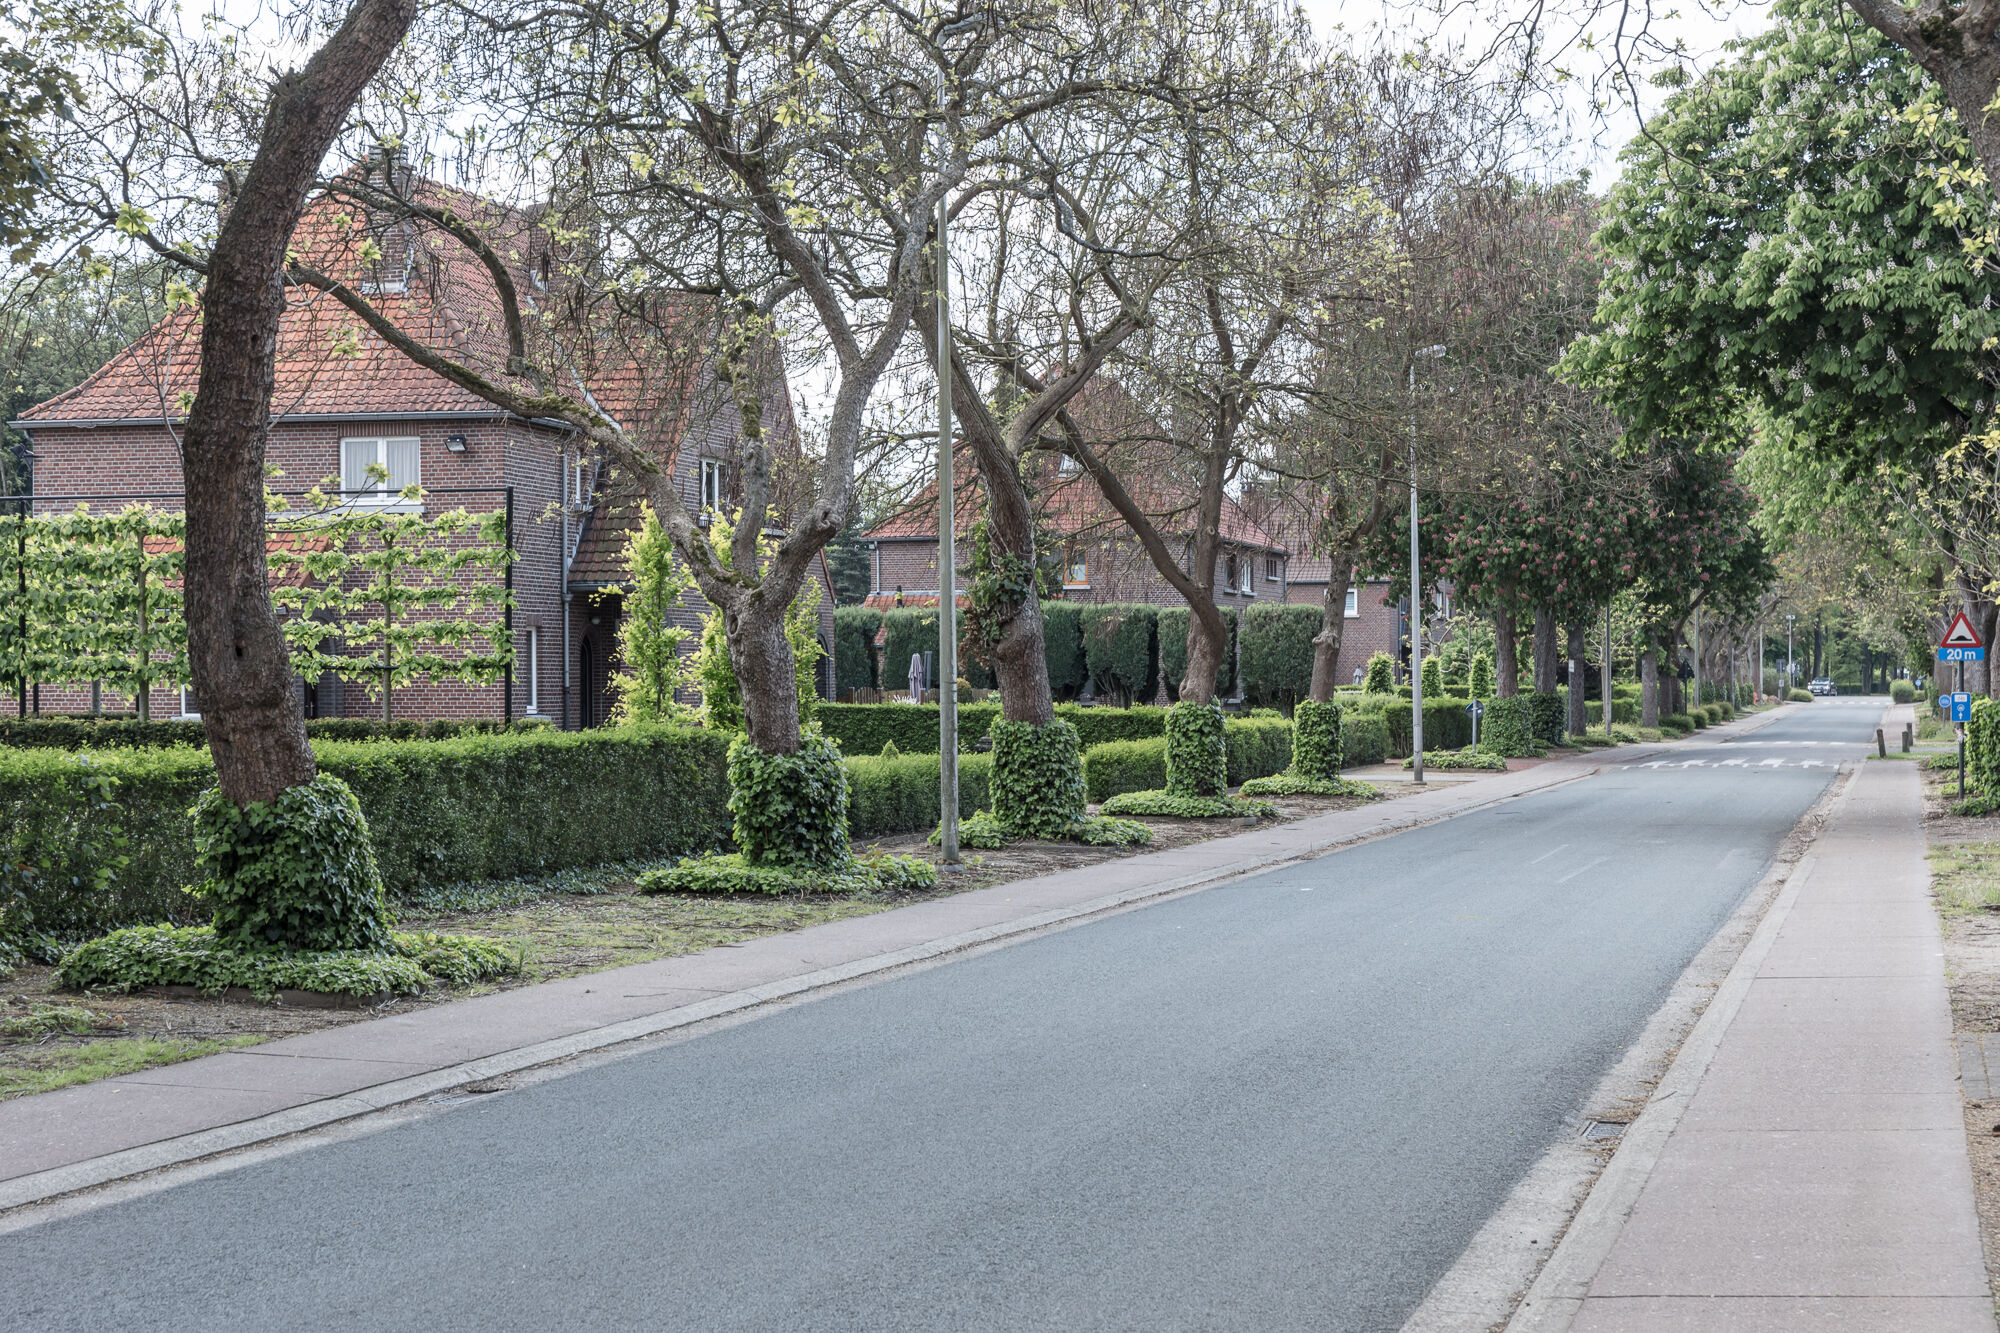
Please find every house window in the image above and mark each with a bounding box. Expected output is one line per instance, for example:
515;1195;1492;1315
1064;553;1089;588
1344;587;1360;618
1058;453;1082;474
1265;555;1280;581
340;436;420;499
1225;554;1240;591
700;458;723;510
526;627;540;714
1240;557;1254;594
178;685;199;719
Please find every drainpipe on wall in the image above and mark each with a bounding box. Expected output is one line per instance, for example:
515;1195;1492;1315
560;447;572;731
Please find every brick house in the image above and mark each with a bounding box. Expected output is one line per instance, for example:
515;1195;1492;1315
9;172;830;726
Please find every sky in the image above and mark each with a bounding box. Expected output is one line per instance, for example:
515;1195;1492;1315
1293;0;1775;182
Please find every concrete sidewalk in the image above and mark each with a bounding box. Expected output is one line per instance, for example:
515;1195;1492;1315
1514;753;1993;1332
0;705;1790;1213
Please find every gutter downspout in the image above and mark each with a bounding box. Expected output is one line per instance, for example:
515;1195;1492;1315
561;446;572;731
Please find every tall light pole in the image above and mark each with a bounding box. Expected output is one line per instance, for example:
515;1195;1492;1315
1786;614;1797;691
934;71;961;865
1409;344;1445;783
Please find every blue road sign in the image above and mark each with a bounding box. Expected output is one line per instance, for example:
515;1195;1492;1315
1949;692;1974;722
1939;646;1987;663
1465;700;1485;719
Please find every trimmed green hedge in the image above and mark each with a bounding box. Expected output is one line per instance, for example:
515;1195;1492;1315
1479;697;1538;757
816;702;1001;756
845;751;992;840
0;716;544;750
1080;717;1294;802
0;726;734;939
1378;697;1476;756
1292;699;1343;779
1240;603;1322;707
812;701;1158;755
1082;603;1158;704
1158;606;1239;700
1343;712;1389;767
1166;701;1228;797
833;607;882;696
1042;601;1087;700
1892;680;1916;704
880;607;996;691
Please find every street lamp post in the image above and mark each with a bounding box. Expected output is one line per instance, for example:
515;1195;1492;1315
1786;614;1797;693
934;78;959;865
1409;344;1445;784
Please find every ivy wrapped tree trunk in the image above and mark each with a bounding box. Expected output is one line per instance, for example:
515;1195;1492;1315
1308;561;1357;701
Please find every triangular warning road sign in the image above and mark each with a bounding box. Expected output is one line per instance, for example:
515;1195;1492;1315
1943;612;1985;649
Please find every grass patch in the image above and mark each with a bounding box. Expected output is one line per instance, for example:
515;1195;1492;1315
1404;748;1510;771
1099;789;1279;819
1930;842;2000;914
0;1034;263;1100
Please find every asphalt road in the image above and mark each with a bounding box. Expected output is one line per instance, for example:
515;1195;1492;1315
2;700;1887;1333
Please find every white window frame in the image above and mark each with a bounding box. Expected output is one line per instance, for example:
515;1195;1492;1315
339;435;422;509
1057;452;1082;474
525;627;541;714
1344;587;1360;618
1064;553;1090;589
700;458;723;510
177;685;199;720
1265;554;1281;581
1239;556;1255;595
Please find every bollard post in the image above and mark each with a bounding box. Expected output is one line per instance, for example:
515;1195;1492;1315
1877;728;1887;758
1904;724;1912;753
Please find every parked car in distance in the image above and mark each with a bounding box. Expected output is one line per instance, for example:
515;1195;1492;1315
1809;678;1837;696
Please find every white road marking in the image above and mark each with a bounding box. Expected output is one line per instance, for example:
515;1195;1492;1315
1529;843;1571;865
1759;758;1785;767
1717;758;1746;767
1557;855;1611;885
1678;759;1707;768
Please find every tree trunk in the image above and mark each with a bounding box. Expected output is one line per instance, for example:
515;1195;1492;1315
726;597;801;753
971;449;1055;727
1566;618;1588;736
181;0;416;806
1641;646;1660;727
1532;605;1558;695
1309;556;1358;703
1494;601;1520;698
1180;600;1229;706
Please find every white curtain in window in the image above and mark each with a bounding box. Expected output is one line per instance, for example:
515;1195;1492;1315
385;437;420;491
341;439;374;493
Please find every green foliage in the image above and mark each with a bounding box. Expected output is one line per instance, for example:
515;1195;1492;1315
955;808;1150;848
843;751;991;840
1378;697;1476;756
1968;698;2000;792
1950;793;2000;818
0;727;734;938
1291;699;1343;781
833;607;882;695
1238;604;1322;707
1158;606;1239;700
1479;697;1542;758
1892;680;1916;704
694;607;741;731
193;774;391;953
1165;701;1228;798
1787;689;1814;702
1342;712;1389;767
1928;750;1967;772
1469;653;1495;700
1041;601;1087;700
1364;652;1395;694
878;606;997;695
1082;603;1158;705
1420;656;1442;697
1660;713;1696;735
727;734;850;869
1563;0;1998;471
0;753;126;949
1527;692;1566;747
814;702;1000;756
988;718;1087;838
1082;738;1166;803
1237;773;1379;798
606;506;693;724
1058;702;1166;748
0;716;537;749
1405;748;1509;771
270;493;514;722
635;849;935;897
1099;790;1277;819
1224;716;1293;790
55;924;517;999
